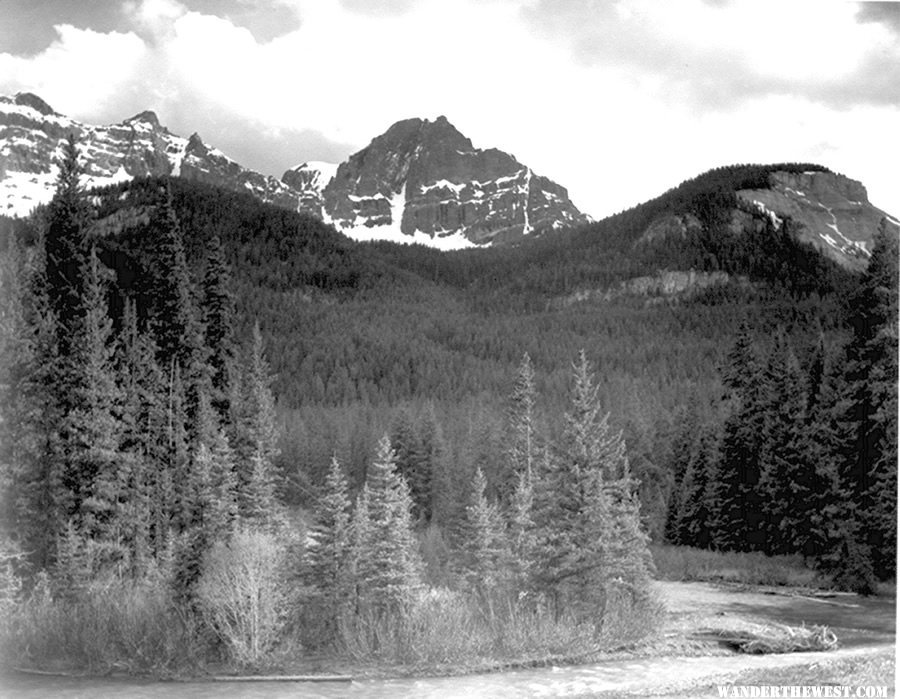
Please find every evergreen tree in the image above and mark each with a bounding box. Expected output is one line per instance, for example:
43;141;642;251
504;353;538;500
201;235;236;423
833;228;898;579
533;351;652;618
757;332;806;555
304;456;352;633
117;301;171;565
714;325;767;551
61;250;129;571
669;426;719;549
507;463;536;593
43;134;90;356
233;322;281;527
354;435;422;612
390;410;431;522
461;468;508;596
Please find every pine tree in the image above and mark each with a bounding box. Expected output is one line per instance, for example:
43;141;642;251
201;235;236;423
714;325;767;551
670;426;719;549
233;322;281;527
832;227;898;580
0;232;33;534
117;301;171;565
147;188;203;371
354;435;422;612
461;468;508;596
507;464;536;592
664;404;701;544
43;134;90;357
60;250;129;572
348;485;371;613
304;456;352;633
533;351;652;618
757;332;807;555
504;353;538;500
390;410;431;522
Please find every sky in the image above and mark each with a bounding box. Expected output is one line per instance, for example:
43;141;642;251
1;0;898;220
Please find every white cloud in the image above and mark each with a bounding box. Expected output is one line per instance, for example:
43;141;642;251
0;0;897;220
0;25;147;119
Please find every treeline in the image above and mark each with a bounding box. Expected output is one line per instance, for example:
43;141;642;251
664;229;898;591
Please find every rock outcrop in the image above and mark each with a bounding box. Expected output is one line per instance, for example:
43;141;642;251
736;170;899;270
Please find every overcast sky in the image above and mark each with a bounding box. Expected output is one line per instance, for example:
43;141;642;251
1;0;898;219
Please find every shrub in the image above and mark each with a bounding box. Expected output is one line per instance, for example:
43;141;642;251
195;527;288;667
1;574;205;676
650;544;826;588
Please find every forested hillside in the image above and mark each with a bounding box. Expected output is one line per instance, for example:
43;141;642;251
0;154;894;606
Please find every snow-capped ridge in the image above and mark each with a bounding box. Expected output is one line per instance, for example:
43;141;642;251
0;94;588;249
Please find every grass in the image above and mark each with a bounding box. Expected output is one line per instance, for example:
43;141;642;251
650;544;829;588
1;577;209;677
332;586;665;671
1;578;665;679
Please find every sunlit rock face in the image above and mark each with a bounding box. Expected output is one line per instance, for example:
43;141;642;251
737;170;899;271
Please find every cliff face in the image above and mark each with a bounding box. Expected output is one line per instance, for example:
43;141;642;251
318;116;588;246
737;170;899;270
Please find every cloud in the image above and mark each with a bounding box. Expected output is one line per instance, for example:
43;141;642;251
1;0;898;220
856;2;900;34
520;0;900;110
338;0;415;17
0;0;129;56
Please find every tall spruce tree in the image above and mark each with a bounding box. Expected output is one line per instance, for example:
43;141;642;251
714;324;767;551
354;435;422;612
461;468;508;595
304;456;353;633
68;250;129;569
533;351;652;618
43;134;90;357
757;332;807;555
117;301;172;565
201;235;236;423
233;322;281;527
504;353;538;500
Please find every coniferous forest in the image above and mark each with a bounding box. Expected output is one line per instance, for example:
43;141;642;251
0;139;895;673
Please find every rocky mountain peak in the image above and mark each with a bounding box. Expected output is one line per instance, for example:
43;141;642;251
14;92;56;116
124;110;162;128
321;115;587;246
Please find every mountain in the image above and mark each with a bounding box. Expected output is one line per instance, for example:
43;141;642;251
311;116;588;248
0;93;587;248
734;170;898;271
0;92;303;217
